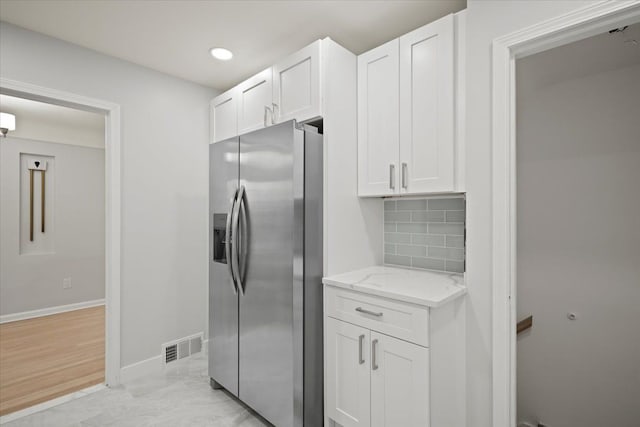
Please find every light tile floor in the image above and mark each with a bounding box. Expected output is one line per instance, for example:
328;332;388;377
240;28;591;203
2;353;269;427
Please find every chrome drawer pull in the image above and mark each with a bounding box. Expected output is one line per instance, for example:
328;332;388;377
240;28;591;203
358;334;365;364
356;307;383;317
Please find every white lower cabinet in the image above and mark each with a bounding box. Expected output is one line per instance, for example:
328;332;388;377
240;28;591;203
325;319;430;427
371;332;429;427
325;318;371;427
324;271;466;427
324;284;465;427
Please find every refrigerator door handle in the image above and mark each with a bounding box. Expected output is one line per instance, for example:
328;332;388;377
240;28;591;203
232;185;246;295
225;189;239;295
239;188;248;286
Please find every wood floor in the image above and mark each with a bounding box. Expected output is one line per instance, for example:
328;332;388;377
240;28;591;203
0;305;104;416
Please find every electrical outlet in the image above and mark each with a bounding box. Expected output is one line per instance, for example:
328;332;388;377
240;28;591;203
63;277;72;289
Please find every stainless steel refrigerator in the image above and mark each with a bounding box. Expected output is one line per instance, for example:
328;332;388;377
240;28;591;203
209;120;323;427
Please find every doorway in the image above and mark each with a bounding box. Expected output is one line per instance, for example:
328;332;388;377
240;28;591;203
490;3;640;427
515;23;640;427
0;94;106;416
0;79;121;421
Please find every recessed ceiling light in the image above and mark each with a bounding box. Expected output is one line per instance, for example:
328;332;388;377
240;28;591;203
210;47;233;61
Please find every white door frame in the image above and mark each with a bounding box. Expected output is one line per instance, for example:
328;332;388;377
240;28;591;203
1;77;122;386
491;1;640;425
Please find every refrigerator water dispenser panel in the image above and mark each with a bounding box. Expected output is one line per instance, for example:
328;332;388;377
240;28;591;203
213;213;228;263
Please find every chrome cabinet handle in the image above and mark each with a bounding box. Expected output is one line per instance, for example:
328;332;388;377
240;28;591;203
271;103;279;123
358;334;365;365
402;163;408;189
232;185;246;295
372;339;379;370
225;190;238;295
389;164;395;189
356;307;383;317
264;106;273;127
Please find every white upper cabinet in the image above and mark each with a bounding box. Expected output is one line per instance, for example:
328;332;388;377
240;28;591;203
272;40;322;124
237;68;273;135
399;14;454;194
211;88;238;143
357;13;463;195
211;39;327;143
357;40;400;197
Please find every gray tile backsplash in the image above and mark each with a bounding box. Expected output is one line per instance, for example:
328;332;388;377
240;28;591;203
384;197;465;273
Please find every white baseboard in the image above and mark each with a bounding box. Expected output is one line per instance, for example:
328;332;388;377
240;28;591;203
120;334;208;383
0;383;106;424
119;354;163;383
0;299;105;324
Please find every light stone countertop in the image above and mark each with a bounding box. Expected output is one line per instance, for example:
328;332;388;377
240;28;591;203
322;265;466;307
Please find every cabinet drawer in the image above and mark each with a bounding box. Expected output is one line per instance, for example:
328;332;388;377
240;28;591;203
325;286;429;347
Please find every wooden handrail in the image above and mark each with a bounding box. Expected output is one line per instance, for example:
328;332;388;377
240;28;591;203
517;315;533;334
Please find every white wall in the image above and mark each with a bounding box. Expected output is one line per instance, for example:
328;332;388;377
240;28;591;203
1;137;105;314
0;94;105;148
516;59;640;427
323;39;383;276
7;118;103;149
0;22;217;367
464;1;599;425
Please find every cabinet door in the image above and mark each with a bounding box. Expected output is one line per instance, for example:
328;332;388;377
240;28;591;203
357;40;400;197
371;332;429;427
326;318;371;427
211;88;238;143
272;40;322;124
399;14;455;194
237;68;273;134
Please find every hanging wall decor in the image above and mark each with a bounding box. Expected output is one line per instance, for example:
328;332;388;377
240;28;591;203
27;159;47;241
19;153;54;255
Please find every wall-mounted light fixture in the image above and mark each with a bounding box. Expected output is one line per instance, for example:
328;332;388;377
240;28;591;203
0;112;16;137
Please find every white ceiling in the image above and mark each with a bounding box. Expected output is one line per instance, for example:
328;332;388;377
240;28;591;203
517;22;640;95
0;0;465;91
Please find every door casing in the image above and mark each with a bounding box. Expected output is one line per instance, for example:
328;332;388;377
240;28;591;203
0;77;122;386
490;2;640;426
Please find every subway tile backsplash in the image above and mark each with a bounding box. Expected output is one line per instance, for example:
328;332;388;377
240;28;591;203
383;197;465;274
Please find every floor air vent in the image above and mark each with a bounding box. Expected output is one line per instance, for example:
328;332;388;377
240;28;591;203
163;333;203;365
165;344;178;363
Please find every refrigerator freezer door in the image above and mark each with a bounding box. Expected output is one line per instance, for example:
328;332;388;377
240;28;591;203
209;138;240;396
238;121;303;427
